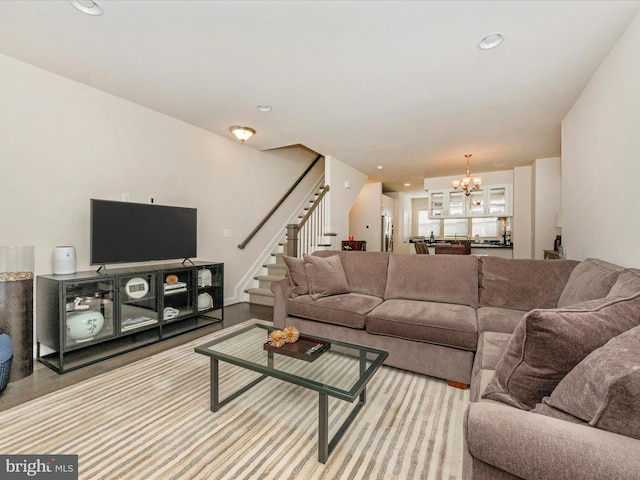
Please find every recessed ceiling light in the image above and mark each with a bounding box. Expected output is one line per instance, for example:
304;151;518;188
478;32;504;50
69;0;103;16
404;183;411;187
377;165;384;170
257;105;272;112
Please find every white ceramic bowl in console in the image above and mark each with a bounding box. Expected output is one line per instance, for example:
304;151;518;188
66;310;105;343
198;293;213;311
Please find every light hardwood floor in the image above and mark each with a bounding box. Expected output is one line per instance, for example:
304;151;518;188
0;303;273;412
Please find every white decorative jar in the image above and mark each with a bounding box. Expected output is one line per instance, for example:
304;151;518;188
66;310;105;343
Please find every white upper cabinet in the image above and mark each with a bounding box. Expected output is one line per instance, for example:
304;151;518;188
467;189;485;216
428;184;512;218
487;185;512;216
429;190;446;217
447;191;465;216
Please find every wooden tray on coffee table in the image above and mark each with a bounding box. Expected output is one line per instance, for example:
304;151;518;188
263;335;331;362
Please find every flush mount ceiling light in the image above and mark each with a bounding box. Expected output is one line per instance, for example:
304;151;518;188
68;0;103;16
257;105;272;112
452;154;482;196
478;32;504;50
229;126;256;142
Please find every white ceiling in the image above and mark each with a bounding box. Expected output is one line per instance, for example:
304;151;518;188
1;1;639;192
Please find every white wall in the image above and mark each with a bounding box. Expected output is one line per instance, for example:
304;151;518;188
532;157;562;259
0;53;321;306
423;170;513;191
349;181;383;251
396;193;413;254
513;165;533;258
324;155;368;245
562;10;640;267
386;191;412;254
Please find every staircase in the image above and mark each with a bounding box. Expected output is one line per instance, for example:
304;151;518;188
244;184;332;306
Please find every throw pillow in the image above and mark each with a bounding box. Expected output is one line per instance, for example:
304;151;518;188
282;255;309;297
607;268;640;298
557;258;623;307
542;325;640;440
481;292;640;410
303;254;349;300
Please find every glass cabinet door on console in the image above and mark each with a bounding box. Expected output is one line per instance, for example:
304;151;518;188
196;264;224;320
64;278;115;349
118;273;159;333
161;267;196;322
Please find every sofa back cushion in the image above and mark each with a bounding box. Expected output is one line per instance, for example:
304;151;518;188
607;268;640;298
312;251;390;298
557;258;623;307
481;292;640;410
479;257;578;311
384;254;479;307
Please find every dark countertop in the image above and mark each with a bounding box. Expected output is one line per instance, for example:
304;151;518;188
410;239;513;249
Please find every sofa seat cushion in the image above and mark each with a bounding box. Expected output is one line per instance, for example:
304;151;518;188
482;292;640;410
286;293;383;329
366;299;477;351
477;307;527;335
479;256;578;311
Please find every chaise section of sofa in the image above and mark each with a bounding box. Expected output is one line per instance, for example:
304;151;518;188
464;259;640;479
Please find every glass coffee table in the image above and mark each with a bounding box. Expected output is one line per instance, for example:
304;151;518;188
194;323;388;463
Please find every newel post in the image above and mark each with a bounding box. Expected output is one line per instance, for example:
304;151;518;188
286;224;300;258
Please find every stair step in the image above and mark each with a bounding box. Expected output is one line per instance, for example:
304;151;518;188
255;274;286;282
246;287;274;306
264;263;287;271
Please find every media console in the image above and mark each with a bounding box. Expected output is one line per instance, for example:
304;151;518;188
36;261;223;373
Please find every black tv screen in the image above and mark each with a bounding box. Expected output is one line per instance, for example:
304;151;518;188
90;199;197;266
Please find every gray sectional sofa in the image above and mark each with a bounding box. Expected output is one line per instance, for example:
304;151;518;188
271;251;640;479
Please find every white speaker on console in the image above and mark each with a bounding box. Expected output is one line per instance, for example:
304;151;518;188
53;246;76;275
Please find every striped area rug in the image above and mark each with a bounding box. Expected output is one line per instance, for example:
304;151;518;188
0;320;469;479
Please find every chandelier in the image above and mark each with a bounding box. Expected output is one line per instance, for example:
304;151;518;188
452;154;482;196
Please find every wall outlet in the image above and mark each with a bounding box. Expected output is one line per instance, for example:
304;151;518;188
122;193;130;201
223;229;232;237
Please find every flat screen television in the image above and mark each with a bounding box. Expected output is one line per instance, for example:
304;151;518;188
90;199;197;266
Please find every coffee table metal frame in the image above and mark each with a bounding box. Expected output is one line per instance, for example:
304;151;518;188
194;323;388;463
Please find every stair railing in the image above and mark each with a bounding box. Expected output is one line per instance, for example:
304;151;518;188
286;185;331;258
237;153;323;250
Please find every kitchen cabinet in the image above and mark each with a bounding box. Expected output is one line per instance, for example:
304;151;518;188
428;184;512;218
429;191;446;217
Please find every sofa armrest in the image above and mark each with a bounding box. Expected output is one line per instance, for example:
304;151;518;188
270;278;291;328
466;402;640;480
